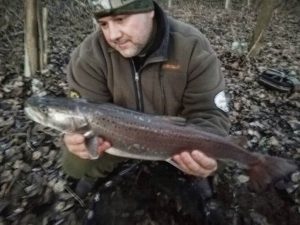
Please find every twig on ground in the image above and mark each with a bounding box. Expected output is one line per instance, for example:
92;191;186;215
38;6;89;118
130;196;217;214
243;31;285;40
247;31;263;58
64;185;86;208
3;168;22;197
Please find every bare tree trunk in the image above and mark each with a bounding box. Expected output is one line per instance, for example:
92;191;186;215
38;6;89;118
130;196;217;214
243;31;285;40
24;0;39;77
37;0;43;70
248;0;252;7
225;0;231;9
166;0;173;14
42;7;48;67
24;0;48;77
168;0;172;9
247;0;281;57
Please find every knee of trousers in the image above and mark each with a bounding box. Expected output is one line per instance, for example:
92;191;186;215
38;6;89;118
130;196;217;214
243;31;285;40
61;149;94;179
61;149;127;179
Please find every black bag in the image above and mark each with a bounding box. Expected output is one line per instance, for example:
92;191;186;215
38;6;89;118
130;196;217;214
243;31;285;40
257;69;295;92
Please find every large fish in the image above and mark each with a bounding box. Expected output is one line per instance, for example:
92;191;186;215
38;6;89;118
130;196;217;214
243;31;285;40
24;96;297;191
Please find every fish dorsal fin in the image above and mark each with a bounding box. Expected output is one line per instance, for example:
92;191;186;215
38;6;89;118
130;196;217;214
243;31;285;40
155;116;187;126
227;136;248;147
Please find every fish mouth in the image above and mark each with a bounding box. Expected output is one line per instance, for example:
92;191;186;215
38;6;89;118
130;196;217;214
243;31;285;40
24;105;45;125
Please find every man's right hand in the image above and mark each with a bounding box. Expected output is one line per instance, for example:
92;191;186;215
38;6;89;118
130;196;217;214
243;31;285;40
63;133;111;159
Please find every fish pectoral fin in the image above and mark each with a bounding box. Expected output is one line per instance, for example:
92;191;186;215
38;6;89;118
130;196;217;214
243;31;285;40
165;158;185;172
156;116;187;126
84;131;99;160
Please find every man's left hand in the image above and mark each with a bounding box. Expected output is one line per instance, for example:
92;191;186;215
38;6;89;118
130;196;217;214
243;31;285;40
172;150;217;177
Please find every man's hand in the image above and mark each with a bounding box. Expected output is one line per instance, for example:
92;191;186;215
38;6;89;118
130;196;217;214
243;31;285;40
172;150;217;177
63;133;111;159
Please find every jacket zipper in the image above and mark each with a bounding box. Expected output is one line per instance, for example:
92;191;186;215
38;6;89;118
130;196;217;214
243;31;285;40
131;60;143;111
159;70;166;115
130;58;168;113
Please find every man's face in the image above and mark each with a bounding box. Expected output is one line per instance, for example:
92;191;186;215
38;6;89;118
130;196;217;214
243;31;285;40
98;11;154;58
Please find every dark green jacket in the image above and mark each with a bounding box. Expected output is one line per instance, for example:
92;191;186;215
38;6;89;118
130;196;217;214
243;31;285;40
67;3;230;136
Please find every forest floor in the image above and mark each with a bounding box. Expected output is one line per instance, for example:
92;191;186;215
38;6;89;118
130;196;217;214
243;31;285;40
0;1;300;225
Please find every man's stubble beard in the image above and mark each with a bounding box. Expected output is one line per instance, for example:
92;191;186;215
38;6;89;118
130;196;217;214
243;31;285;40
115;42;144;58
110;25;153;58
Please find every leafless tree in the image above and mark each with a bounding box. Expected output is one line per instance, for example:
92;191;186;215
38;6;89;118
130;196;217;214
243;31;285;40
24;0;48;77
247;0;282;57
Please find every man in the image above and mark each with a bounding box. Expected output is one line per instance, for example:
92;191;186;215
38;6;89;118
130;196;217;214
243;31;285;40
62;0;230;196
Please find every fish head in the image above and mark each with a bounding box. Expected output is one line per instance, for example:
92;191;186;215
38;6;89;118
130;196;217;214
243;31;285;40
25;96;88;132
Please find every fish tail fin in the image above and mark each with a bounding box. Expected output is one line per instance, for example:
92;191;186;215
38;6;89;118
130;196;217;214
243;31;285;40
247;154;297;192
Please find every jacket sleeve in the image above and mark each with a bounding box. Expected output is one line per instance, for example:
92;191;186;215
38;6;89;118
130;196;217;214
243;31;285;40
181;39;230;137
66;32;112;103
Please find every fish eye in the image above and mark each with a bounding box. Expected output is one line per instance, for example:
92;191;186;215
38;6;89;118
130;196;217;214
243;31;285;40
39;105;48;114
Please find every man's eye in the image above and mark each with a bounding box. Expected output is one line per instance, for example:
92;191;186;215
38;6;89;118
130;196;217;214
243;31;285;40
40;106;48;114
115;18;123;22
99;22;107;28
115;16;127;22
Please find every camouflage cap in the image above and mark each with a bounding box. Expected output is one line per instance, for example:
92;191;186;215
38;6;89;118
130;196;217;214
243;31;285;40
89;0;154;19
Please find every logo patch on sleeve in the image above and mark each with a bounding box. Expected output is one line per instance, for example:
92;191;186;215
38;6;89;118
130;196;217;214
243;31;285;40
162;63;181;70
214;91;229;112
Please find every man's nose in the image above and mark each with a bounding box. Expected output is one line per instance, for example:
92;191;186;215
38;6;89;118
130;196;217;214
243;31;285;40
108;24;122;41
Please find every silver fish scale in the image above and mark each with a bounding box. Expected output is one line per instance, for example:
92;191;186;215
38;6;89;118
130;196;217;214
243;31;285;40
83;103;229;160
